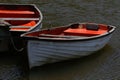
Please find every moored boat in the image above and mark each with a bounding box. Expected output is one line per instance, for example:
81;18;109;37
0;3;43;52
0;3;43;32
21;23;116;68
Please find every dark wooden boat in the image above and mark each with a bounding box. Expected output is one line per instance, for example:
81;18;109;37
0;3;43;52
21;23;116;68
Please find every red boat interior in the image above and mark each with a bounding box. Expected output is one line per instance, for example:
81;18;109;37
25;23;109;38
63;23;108;36
0;5;40;31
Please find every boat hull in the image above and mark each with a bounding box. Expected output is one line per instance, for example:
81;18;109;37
27;33;112;68
21;22;116;68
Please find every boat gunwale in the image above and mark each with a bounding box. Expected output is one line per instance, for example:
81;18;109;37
27;4;43;32
21;23;116;41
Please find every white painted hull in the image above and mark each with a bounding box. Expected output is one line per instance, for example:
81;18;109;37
28;34;112;68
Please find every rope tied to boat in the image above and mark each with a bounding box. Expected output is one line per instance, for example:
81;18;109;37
10;36;24;52
0;19;24;52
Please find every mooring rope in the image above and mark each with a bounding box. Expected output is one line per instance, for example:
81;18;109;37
10;35;24;52
0;19;25;52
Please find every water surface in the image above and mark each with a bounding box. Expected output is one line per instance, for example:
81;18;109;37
0;0;120;80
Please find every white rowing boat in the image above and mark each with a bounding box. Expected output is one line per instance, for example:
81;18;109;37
21;22;116;68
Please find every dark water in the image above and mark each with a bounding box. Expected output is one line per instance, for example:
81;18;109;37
0;0;120;80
